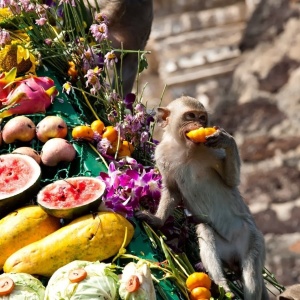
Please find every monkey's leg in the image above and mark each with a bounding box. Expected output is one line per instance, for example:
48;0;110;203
196;223;232;294
242;249;269;300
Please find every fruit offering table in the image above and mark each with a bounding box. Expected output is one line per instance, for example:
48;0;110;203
0;68;183;300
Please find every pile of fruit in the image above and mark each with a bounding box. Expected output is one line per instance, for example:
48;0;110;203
0;112;181;299
72;120;134;158
0;115;75;166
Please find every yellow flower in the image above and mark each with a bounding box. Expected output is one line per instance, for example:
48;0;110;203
0;8;14;25
0;42;36;75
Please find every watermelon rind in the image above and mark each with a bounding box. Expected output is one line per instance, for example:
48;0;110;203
37;177;106;219
0;153;41;217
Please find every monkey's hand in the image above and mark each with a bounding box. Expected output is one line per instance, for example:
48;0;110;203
204;127;235;150
135;210;164;228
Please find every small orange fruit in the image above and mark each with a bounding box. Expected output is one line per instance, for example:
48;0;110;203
102;126;118;143
106;140;119;156
91;119;105;135
190;287;211;300
122;140;134;154
72;125;94;141
67;61;78;79
186;272;212;291
186;127;216;143
106;140;133;157
117;144;131;158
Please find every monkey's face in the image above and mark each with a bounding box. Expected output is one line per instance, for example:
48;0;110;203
179;110;208;143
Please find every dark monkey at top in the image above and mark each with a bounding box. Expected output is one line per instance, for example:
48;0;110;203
85;0;153;96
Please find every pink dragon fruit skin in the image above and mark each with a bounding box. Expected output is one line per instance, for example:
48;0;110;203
0;75;58;119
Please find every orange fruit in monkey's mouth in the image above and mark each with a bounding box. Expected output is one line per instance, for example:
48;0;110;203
186;127;216;143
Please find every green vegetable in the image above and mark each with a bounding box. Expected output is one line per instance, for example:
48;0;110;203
119;261;156;300
44;260;119;300
0;273;45;299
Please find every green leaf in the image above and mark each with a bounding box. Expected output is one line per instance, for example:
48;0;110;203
138;53;148;73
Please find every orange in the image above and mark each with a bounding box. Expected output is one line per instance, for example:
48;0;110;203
72;125;94;141
190;287;211;300
67;61;78;79
186;272;212;291
121;140;134;154
186;127;216;143
117;144;131;158
91;119;105;135
102;126;118;143
106;140;119;156
107;141;133;158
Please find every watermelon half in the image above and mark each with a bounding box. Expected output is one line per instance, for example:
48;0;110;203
37;177;106;219
0;153;41;217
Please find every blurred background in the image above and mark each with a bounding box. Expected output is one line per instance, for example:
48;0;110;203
139;0;300;293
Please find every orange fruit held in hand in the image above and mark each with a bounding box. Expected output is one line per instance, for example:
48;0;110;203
72;125;94;141
91;119;105;135
190;287;211;300
186;272;212;291
186;127;216;143
102;126;118;143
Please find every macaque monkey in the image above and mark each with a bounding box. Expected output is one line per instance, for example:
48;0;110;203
85;0;153;96
136;96;269;300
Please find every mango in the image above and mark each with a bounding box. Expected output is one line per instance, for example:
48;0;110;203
0;205;61;269
186;127;216;143
4;212;135;277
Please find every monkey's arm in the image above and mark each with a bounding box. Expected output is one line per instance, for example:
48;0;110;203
136;178;182;228
205;128;241;187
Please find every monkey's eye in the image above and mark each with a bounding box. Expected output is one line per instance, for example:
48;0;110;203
199;115;206;122
185;112;196;120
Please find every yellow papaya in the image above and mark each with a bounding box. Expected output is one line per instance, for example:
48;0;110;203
4;212;135;277
0;205;61;269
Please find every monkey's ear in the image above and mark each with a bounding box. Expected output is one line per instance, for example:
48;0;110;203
156;107;170;128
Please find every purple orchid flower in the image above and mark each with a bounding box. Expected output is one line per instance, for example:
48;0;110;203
98;160;162;217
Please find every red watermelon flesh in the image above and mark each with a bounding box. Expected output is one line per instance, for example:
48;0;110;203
0;153;41;217
37;177;106;219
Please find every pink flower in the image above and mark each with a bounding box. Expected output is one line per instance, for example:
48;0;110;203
44;38;53;46
0;75;58;118
35;17;47;26
104;51;118;68
58;0;76;6
0;29;10;47
90;23;108;42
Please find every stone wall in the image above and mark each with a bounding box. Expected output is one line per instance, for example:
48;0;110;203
140;0;300;296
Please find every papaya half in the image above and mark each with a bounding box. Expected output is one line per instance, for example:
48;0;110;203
0;205;61;269
3;212;135;277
